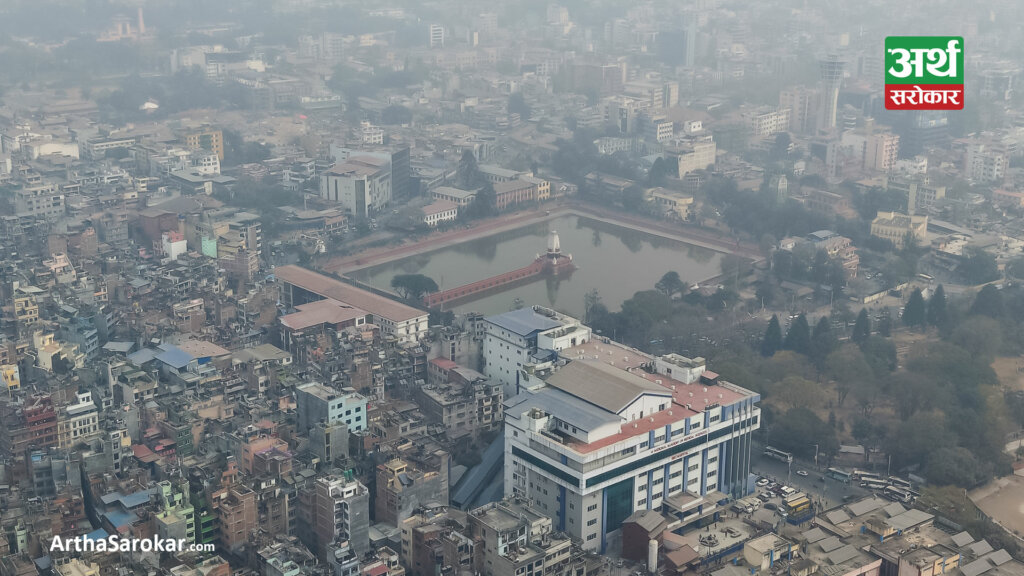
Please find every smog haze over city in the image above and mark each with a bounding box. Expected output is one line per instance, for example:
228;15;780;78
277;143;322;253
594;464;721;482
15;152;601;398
2;1;1024;576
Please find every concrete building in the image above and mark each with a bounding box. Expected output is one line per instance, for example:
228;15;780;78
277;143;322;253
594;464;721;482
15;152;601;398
14;184;65;220
870;211;928;248
429;24;445;48
300;475;370;562
887;176;945;215
419;359;503;435
183;127;224;160
296;383;368;434
865;133;900;173
320;156;393;218
162;231;188;261
493;179;536;210
648;188;694;220
467;499;582;576
422;200;459;227
779;86;820;134
504;347;760;553
275;265;429;343
433;187;477;207
748;108;791;137
57;391;99;449
964;141;1008;184
213;485;257;554
669;141;717;178
483;306;591;395
375;456;449;525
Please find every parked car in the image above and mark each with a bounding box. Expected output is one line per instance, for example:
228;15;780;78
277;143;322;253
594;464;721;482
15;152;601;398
764;502;777;510
756;478;769;487
758;492;772;502
796;470;809;477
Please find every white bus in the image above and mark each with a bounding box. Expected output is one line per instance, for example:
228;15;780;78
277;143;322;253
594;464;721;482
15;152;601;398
883;486;913;503
860;480;888;490
763;446;793;463
853;470;884;483
888;477;913;490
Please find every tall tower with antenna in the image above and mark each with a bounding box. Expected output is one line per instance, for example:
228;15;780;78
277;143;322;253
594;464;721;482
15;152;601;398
819;54;846;132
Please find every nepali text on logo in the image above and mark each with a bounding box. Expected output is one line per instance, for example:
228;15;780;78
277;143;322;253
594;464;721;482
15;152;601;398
884;36;963;111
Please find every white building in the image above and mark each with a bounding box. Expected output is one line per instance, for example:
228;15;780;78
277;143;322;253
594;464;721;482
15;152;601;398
429;24;445;48
483;306;592;397
505;347;760;553
162;231;188;261
58;391;100;448
296;382;369;434
319;156;392;218
422;200;459;227
15;184;65;220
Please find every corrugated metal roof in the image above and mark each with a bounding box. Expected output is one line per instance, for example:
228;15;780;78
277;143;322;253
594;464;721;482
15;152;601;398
951;531;975;547
961;558;993;576
485;307;561;336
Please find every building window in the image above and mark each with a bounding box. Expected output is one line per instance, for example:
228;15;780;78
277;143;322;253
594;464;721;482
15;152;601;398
587;504;598;512
637;484;646;492
688;463;699;472
640;441;649;448
637;498;647;506
708;456;718;464
710;415;720;423
708;470;717;478
587;519;597;526
587;534;597;541
653;478;663;485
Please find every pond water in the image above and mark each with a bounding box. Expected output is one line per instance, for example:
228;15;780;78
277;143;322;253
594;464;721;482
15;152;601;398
347;214;725;317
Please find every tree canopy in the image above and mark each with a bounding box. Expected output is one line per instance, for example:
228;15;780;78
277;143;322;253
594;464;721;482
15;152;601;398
391;274;439;301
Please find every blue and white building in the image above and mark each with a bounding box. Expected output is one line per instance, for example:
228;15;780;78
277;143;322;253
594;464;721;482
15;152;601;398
503;344;760;553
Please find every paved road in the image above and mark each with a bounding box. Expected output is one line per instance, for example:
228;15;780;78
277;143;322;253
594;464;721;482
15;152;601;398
749;451;869;511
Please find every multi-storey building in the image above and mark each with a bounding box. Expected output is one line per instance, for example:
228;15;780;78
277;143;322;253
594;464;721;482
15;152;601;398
504;347;760;553
212;484;257;554
319;156;393;218
964;141;1008;184
747;108;791;137
469;499;587;576
183;127;224;161
887;175;946;214
865;132;900;173
296;382;368;434
57;391;99;449
870;211;928;248
375;456;449;525
483;306;592;396
299;475;370;562
275;265;429;343
779;86;820;134
14;184;65;220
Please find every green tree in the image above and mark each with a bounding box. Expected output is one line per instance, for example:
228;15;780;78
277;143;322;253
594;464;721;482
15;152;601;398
655;271;686;298
877;309;893;337
889;371;934;419
783;314;811;355
390;274;439;301
950;316;1003;362
924;447;987;487
809;317;837;369
508;92;531;119
825;344;872;406
927;284;948;328
970;284;1004;319
851;308;871;344
903;288;926;328
761;315;783;357
861;336;897;379
961;247;999;284
456;150;484;189
769;407;838;460
648;157;668;186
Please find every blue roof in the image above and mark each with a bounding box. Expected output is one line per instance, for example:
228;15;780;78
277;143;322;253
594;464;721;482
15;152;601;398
155;344;192;369
103;510;138;528
100;488;153;509
127;348;159;366
86;528;109;541
485;308;561;337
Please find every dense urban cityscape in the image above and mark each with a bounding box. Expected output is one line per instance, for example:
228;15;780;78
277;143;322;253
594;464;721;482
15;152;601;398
1;2;1024;576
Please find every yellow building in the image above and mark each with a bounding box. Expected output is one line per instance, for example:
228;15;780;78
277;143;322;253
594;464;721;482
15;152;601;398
184;128;224;161
56;559;100;576
523;175;551;201
870;211;928;248
1;365;19;395
648;188;694;220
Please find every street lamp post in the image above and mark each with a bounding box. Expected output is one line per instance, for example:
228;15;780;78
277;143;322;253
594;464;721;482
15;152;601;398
813;444;819;469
